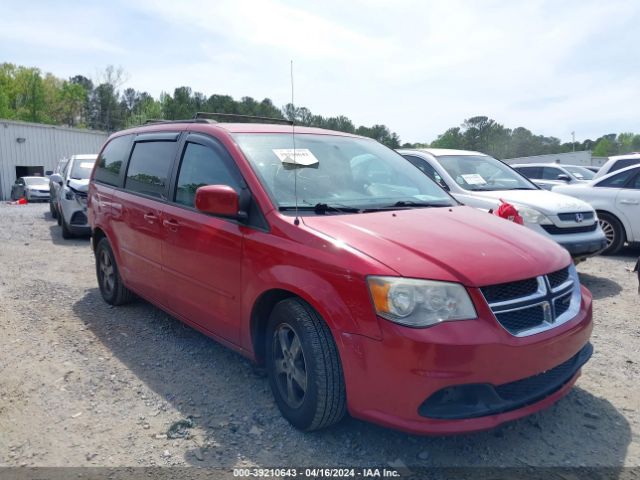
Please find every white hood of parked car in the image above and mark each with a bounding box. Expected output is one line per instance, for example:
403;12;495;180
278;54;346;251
470;189;594;215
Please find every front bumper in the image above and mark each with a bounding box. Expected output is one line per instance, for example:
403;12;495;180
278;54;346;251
528;223;607;258
338;287;593;435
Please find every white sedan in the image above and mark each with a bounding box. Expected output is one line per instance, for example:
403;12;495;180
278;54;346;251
553;164;640;254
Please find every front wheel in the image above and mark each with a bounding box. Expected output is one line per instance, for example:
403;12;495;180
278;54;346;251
598;212;625;255
266;298;346;431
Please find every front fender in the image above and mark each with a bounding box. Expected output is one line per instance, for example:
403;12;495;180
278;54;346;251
241;264;382;351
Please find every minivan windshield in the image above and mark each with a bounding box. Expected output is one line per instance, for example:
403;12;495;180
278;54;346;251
69;158;96;180
234;134;455;212
564;166;595;180
437;155;537;191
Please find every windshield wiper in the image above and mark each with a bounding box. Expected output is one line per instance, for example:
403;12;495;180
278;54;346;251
363;200;447;211
278;203;362;214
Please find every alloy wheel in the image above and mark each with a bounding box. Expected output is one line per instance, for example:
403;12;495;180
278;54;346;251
272;323;308;409
599;219;615;247
99;249;115;296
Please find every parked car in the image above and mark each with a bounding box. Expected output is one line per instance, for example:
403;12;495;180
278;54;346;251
584;166;601;174
593;153;640;179
89;116;593;435
552;164;640;254
49;157;69;218
10;176;50;201
398;149;607;262
50;154;97;238
512;163;595;190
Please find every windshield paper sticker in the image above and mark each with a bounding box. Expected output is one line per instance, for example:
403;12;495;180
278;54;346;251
80;162;94;168
273;149;319;166
461;173;487;185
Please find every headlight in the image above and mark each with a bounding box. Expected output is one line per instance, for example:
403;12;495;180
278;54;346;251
367;276;477;327
515;205;552;225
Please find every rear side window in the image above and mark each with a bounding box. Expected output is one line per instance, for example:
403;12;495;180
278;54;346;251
596;168;637;188
125;141;177;199
610;158;640;173
175;142;240;207
94;135;133;186
515;166;542;178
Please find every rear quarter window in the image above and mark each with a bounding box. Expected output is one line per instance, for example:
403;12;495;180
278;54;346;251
94;135;133;187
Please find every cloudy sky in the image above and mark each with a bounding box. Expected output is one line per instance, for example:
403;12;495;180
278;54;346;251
1;0;638;143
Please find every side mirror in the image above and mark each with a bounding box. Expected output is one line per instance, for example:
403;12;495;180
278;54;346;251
556;174;571;182
50;173;63;185
195;185;241;218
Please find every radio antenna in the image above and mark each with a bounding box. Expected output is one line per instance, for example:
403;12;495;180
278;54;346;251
290;60;300;226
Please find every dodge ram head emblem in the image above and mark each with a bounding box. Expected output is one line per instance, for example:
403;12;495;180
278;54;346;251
575;213;584;223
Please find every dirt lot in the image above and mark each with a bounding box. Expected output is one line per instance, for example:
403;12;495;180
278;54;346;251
0;203;639;471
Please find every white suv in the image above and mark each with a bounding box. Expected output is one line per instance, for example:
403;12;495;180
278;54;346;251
593;153;640;179
398;148;607;261
50;154;97;239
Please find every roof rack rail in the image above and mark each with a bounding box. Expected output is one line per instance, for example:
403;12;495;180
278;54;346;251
193;112;293;125
143;118;216;125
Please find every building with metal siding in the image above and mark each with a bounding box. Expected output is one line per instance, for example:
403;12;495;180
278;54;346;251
502;150;608;168
0;119;108;200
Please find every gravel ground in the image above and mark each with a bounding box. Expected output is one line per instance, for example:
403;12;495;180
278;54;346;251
0;203;639;471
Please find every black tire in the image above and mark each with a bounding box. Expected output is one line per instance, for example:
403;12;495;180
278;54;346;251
95;237;135;306
598;212;625;255
266;298;346;431
61;216;74;239
57;212;61;226
50;200;57;219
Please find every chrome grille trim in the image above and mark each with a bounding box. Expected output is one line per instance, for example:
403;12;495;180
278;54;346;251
481;265;581;337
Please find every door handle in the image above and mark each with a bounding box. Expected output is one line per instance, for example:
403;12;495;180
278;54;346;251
143;213;158;223
162;219;180;231
619;200;639;205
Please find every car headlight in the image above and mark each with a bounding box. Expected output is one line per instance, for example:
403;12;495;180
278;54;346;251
367;276;477;327
515;205;553;225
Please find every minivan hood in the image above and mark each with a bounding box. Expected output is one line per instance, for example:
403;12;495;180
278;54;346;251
67;178;89;193
302;206;569;287
471;189;593;214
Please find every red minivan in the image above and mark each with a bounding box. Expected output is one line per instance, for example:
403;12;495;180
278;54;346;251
88;115;593;434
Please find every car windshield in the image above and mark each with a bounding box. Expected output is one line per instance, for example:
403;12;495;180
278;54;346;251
563;166;595;180
234;133;455;212
69;158;96;180
436;155;537;191
24;177;48;186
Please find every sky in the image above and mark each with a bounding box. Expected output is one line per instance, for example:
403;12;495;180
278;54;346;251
1;0;639;144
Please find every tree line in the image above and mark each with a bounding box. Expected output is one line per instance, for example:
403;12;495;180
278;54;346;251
1;63;637;157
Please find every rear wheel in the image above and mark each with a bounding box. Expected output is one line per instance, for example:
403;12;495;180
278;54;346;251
95;237;135;305
265;298;346;431
598;212;625;255
50;200;57;219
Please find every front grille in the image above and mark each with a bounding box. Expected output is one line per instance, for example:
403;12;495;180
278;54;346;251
557;212;594;222
495;306;545;335
548;267;569;289
70;211;88;225
480;278;538;304
554;291;572;317
541;223;598;235
481;266;578;337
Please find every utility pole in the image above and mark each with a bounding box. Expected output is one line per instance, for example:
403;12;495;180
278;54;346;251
571;131;575;152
